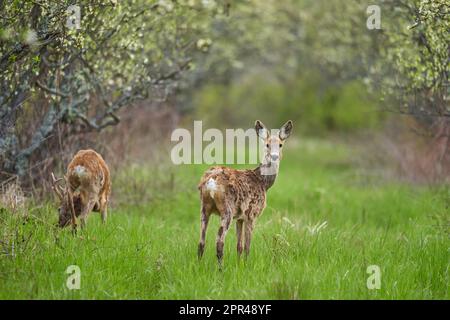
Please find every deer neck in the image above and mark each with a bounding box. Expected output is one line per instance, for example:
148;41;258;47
254;160;279;190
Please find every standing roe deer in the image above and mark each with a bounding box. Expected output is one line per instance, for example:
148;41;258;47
51;149;111;230
197;120;293;266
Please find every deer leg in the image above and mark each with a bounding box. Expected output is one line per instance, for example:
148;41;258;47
80;200;96;229
236;219;244;258
244;220;255;258
100;196;108;224
101;205;108;224
67;190;77;233
216;209;232;267
80;215;87;229
198;204;210;259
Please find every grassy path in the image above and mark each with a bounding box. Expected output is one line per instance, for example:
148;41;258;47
0;139;448;299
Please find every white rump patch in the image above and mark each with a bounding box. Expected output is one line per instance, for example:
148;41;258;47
74;165;87;178
205;178;217;198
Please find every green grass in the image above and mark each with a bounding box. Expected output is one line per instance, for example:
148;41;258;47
0;139;448;299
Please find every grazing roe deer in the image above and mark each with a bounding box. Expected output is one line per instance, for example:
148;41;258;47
197;120;293;266
51;149;111;230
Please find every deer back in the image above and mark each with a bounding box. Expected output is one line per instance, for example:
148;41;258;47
199;166;267;218
66;149;111;201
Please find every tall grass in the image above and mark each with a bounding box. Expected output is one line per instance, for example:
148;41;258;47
0;139;448;299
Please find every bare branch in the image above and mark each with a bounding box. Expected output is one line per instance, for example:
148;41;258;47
35;80;69;98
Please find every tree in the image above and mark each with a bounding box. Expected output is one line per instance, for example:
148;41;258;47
370;0;449;177
0;0;224;179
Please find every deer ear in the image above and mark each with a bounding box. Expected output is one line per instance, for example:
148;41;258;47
279;120;293;140
255;120;269;140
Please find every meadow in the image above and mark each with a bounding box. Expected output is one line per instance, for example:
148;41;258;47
0;138;448;299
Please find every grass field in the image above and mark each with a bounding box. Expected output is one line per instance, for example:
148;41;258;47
0;139;448;299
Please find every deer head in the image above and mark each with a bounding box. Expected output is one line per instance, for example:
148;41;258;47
255;120;293;170
51;173;76;228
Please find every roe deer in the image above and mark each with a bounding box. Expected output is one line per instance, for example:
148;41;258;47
51;149;111;230
197;120;293;266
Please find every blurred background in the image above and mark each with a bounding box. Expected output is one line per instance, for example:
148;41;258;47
1;0;449;198
0;1;449;300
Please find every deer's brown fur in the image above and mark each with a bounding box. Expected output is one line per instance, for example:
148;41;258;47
197;120;293;266
52;149;111;230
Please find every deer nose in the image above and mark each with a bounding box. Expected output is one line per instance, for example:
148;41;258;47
271;153;279;161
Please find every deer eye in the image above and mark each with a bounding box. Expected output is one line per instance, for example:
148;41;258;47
279;144;283;148
266;144;269;148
